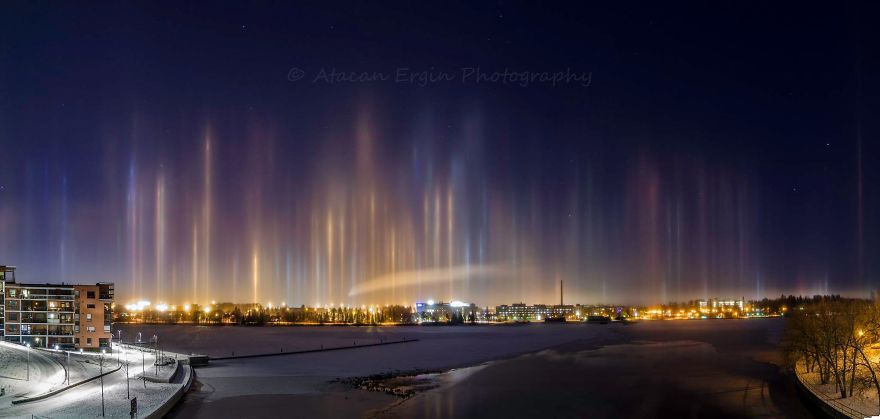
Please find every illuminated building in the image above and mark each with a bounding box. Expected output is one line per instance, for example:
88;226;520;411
697;298;745;311
1;265;114;350
415;300;478;322
494;303;575;321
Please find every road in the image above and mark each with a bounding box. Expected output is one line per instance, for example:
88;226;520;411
0;342;66;400
0;344;177;418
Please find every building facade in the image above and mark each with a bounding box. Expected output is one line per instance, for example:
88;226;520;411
494;303;576;321
415;300;478;322
697;298;745;312
1;265;114;350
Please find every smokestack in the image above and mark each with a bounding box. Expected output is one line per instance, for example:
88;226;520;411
560;280;563;306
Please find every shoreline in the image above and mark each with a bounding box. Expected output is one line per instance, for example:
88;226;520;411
114;316;781;328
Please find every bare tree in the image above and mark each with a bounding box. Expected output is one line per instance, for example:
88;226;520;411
784;299;875;400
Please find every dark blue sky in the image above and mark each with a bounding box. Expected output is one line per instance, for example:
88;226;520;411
0;2;877;305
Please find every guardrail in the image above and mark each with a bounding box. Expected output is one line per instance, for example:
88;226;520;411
143;363;194;419
12;364;122;405
794;365;871;419
142;359;178;383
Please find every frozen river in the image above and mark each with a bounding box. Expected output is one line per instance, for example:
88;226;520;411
118;319;815;418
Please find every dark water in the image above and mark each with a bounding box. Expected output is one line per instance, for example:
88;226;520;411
385;320;816;418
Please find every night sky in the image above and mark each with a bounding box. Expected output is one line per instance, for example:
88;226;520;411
1;2;877;306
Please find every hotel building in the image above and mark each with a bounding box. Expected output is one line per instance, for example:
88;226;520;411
1;265;114;350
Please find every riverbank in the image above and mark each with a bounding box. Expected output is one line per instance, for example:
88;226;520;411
795;363;878;418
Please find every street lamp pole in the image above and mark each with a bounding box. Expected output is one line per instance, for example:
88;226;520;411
100;351;106;417
66;350;70;385
25;343;30;381
54;344;67;384
125;358;130;399
154;335;159;376
142;349;146;388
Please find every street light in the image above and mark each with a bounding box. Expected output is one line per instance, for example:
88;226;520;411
53;344;69;384
100;349;106;417
153;335;159;376
142;349;146;389
25;343;31;381
124;355;130;400
112;335;119;366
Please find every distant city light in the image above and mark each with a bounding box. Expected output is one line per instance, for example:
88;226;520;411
125;300;152;311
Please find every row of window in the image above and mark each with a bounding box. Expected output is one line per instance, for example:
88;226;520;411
4;300;105;311
74;337;109;347
4;312;77;322
5;288;76;298
5;323;102;334
3;288;98;299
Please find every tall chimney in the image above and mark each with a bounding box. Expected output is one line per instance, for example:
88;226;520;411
560;280;563;306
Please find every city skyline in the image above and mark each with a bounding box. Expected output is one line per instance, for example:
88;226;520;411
1;3;876;307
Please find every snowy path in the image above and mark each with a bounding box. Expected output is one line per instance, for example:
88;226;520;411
0;344;185;418
0;342;66;399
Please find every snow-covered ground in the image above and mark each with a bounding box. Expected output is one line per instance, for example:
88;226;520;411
22;375;179;418
798;367;879;418
0;342;66;399
0;343;189;418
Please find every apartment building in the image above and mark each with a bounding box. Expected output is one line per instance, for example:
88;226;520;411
1;265;114;350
